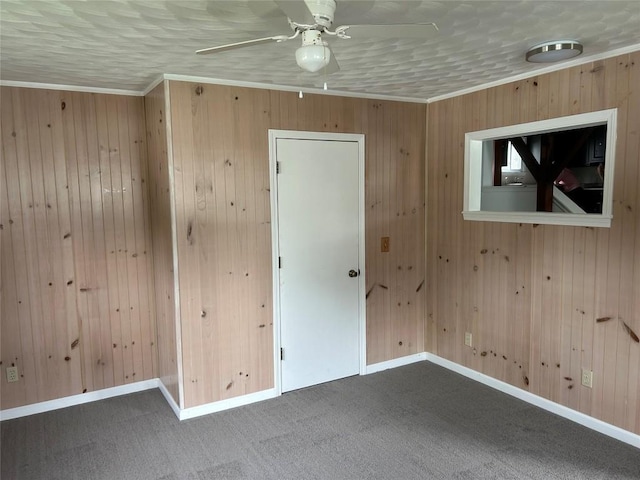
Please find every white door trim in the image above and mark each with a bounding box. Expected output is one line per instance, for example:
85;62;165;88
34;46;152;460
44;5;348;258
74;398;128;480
268;129;366;395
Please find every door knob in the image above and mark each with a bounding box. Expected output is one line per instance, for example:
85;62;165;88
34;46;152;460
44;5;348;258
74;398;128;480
348;269;359;278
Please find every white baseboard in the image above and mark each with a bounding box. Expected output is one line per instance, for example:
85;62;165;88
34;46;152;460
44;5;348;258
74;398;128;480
157;379;181;419
0;379;159;421
365;352;427;375
424;353;640;449
3;355;639;449
178;388;278;421
0;379;277;423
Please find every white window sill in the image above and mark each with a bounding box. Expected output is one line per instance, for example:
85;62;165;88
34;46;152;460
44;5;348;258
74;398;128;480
462;210;612;228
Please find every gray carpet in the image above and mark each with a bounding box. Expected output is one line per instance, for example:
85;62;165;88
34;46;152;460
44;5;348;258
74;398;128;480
2;361;639;479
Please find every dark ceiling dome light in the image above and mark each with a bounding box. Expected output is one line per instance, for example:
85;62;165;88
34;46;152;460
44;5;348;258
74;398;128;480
526;41;583;63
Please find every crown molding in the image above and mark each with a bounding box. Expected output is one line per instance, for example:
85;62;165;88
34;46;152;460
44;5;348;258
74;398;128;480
141;75;165;97
158;73;428;104
0;80;142;96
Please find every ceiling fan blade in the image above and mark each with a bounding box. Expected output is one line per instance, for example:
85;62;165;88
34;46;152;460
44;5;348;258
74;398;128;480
274;0;316;24
342;23;438;39
324;46;340;74
246;1;283;19
196;35;289;55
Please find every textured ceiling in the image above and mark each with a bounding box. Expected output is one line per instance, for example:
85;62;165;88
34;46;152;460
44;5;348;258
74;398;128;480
1;1;639;100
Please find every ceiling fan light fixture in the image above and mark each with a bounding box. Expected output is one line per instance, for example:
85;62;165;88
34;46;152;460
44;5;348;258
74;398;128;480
296;44;331;72
526;41;583;63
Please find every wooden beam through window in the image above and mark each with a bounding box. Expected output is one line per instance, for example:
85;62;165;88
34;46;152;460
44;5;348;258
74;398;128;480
537;136;554;212
509;136;554;212
493;139;507;186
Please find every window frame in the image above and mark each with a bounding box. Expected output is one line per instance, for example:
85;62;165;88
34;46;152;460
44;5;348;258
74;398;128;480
463;109;617;228
502;141;524;173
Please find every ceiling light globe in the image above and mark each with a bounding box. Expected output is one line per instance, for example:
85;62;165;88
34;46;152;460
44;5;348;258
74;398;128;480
295;44;331;73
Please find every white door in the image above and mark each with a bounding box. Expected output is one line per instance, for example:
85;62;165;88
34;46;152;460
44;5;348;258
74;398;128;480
274;134;362;392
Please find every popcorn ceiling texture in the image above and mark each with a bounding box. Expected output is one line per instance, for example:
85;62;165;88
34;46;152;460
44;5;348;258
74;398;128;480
1;0;639;99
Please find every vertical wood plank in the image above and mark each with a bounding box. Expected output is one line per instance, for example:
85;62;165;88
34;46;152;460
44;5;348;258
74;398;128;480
62;91;94;393
85;93;116;389
611;55;633;428
1;90;30;406
145;82;179;404
623;51;640;434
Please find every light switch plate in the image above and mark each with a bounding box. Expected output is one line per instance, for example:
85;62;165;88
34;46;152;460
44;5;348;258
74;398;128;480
381;237;390;253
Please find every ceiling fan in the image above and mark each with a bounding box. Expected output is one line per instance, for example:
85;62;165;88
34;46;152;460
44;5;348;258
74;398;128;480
196;0;438;74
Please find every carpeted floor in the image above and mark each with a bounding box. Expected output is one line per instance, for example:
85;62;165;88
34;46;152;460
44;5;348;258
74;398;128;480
2;361;639;479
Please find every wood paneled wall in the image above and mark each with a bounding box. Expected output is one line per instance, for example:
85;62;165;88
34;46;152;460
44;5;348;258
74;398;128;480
167;81;426;408
426;52;640;434
0;87;157;409
145;82;179;405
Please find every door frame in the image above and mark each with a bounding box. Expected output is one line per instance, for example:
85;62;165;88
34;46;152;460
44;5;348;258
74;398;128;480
268;129;366;395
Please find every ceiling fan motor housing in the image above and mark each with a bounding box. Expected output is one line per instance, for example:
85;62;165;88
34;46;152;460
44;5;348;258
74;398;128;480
304;0;336;29
300;29;326;46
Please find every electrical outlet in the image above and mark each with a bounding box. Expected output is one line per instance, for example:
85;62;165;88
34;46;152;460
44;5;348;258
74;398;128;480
464;332;473;347
581;369;593;388
6;366;18;383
